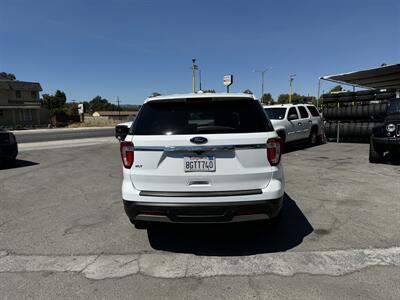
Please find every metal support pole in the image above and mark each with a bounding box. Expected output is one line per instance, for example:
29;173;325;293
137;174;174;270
317;78;321;108
227;86;229;93
336;121;340;143
198;69;202;91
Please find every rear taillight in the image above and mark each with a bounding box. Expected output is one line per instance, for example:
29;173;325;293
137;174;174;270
267;138;282;166
120;141;134;169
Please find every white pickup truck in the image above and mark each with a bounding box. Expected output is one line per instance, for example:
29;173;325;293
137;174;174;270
264;104;324;144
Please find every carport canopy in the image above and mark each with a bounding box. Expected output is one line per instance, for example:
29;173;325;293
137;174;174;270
320;64;400;90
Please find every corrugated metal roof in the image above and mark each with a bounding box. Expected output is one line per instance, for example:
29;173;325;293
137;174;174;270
321;64;400;90
93;111;137;116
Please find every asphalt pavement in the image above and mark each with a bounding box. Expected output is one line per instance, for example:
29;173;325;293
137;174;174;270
0;140;399;299
12;127;114;143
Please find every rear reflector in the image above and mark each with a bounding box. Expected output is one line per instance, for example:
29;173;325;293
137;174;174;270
120;141;134;169
266;138;282;166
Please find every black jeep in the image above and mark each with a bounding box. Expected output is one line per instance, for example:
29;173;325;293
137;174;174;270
369;98;400;163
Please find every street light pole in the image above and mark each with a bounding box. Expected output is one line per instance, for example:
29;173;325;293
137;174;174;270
254;68;271;103
192;58;197;93
289;74;296;103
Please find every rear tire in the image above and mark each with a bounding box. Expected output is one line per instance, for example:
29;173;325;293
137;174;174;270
369;138;383;163
309;128;318;145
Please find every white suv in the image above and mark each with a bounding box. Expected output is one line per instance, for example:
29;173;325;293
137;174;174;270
120;93;285;228
264;104;323;144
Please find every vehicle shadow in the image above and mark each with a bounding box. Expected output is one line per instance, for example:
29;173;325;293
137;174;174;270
283;141;321;154
146;193;313;256
0;159;39;170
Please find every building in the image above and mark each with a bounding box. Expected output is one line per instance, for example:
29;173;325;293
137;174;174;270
92;111;138;122
0;78;48;127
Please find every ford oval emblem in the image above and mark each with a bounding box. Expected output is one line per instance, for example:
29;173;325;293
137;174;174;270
190;136;208;144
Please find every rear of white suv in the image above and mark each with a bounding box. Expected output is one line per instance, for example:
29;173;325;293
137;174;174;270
120;93;284;227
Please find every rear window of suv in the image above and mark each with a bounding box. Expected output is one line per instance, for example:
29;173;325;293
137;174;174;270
264;107;286;120
307;106;320;117
131;98;273;135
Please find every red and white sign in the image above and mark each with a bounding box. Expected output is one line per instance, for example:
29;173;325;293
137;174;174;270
223;75;233;86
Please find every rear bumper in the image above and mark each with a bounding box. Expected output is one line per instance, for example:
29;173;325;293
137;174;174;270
123;197;283;223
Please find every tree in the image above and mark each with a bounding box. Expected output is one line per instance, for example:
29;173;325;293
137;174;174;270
261;93;273;104
0;72;16;80
277;93;316;104
277;94;289;104
204;89;216;93
87;96;117;112
243;89;253;94
41;90;67;116
329;85;343;93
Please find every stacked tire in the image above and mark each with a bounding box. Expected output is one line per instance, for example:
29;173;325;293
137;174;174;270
322;89;394;142
324;121;383;140
322;103;387;120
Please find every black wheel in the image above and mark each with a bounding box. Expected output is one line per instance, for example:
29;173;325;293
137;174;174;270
308;128;318;145
338;92;355;103
356;89;375;96
322;94;338;104
375;92;396;100
322;98;338;104
356;94;375;101
129;219;148;229
369;138;383;163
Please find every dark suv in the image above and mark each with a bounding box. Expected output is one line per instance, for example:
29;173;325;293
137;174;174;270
0;130;18;167
369;98;400;163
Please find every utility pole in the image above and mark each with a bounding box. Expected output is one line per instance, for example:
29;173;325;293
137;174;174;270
289;74;296;103
254;68;271;103
117;96;121;122
192;58;197;93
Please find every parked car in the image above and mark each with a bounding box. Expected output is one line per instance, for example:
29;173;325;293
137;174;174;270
119;93;285;228
264;104;324;144
369;98;400;163
0;130;18;167
115;121;133;141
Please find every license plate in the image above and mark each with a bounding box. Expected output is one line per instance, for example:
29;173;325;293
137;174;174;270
184;156;215;172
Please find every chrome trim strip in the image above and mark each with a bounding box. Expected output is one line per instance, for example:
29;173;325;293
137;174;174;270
139;189;263;197
134;144;267;152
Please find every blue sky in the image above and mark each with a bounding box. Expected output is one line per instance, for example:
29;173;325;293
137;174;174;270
1;0;399;104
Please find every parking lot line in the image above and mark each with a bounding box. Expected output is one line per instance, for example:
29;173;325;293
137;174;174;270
0;247;399;280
